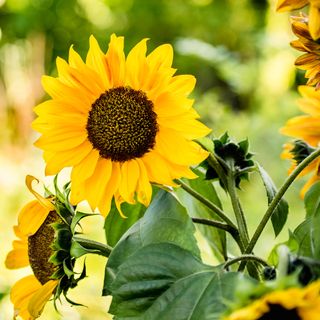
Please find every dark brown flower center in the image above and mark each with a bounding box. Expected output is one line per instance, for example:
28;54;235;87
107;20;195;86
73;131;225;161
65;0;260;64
86;87;158;162
258;303;301;320
28;211;60;285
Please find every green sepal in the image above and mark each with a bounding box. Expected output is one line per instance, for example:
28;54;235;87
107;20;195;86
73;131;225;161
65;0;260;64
70;211;96;233
51;268;65;280
49;249;69;265
70;240;100;258
53;229;72;251
63;259;75;279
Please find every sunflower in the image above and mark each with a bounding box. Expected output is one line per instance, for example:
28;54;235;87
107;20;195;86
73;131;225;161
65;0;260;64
281;85;320;196
224;280;320;320
32;34;210;217
276;0;320;40
5;176;84;319
290;14;320;88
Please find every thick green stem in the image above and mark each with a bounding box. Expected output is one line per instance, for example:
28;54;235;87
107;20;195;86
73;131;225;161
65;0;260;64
207;154;228;188
73;236;112;257
224;254;269;270
239;148;320;271
177;179;237;229
227;172;249;248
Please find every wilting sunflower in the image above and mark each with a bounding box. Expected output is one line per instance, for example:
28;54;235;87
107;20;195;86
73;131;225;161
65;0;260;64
276;0;320;40
32;34;210;217
290;14;320;88
5;175;85;319
281;85;320;196
224;280;320;320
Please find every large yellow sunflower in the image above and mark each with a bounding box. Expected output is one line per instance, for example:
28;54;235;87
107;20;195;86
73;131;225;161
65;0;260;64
281;85;320;196
276;0;320;40
290;14;320;88
32;34;210;217
224;280;320;320
5;176;58;319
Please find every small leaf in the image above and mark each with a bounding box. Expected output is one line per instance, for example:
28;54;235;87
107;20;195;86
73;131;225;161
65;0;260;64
104;201;146;247
258;164;289;237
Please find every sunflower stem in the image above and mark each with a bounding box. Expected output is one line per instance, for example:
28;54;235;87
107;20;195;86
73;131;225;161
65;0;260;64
224;254;269;270
176;179;237;229
239;147;320;271
73;236;112;257
227;169;249;248
191;217;242;247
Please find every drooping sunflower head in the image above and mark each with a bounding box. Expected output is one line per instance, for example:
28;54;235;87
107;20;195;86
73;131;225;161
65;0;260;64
32;34;211;217
5;176;85;320
224;280;320;320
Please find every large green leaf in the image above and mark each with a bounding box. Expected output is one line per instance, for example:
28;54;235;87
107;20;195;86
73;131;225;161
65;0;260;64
103;190;200;296
108;242;245;320
104;201;147;247
257;164;289;237
174;173;227;261
304;181;320;218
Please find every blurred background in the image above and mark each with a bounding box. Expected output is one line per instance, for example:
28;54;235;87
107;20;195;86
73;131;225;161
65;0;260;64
0;0;308;318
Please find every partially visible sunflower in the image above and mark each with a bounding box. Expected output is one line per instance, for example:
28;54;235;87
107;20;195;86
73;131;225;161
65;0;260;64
276;0;320;40
5;175;85;319
290;14;320;88
281;85;320;196
224;280;320;320
32;34;210;217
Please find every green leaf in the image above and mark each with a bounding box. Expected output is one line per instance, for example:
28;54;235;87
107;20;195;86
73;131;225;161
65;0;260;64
304;181;320;218
174;173;227;261
108;242;246;320
104;201;147;247
257;164;289;237
103;190;199;296
293;217;320;259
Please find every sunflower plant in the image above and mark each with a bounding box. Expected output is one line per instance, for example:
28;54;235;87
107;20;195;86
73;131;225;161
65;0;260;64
5;2;320;319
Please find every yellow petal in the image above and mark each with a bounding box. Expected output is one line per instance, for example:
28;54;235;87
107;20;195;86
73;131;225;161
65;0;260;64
25;175;54;210
41;75;93;106
18;200;50;236
84;158;112;210
136;159;152;207
168;75;196;96
276;0;308;12
309;4;320;40
5;248;29;269
155;127;209;165
147;44;173;70
158;115;211;139
142;151;177;186
44;140;93;175
98;162;121;217
105;34;125;87
56;56;104;98
125;38;148;89
28;280;58;318
119;160;140;204
86;35;110;90
11;275;41;320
